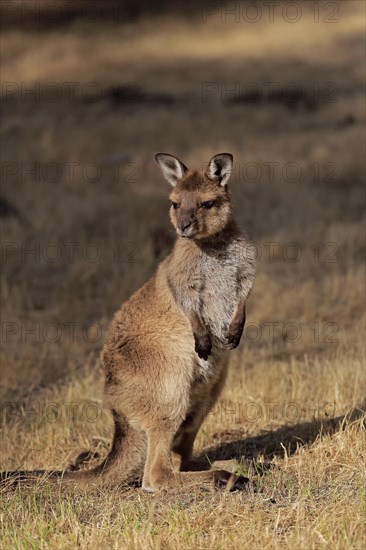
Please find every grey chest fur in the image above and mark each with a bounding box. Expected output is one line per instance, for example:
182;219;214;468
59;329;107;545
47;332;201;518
199;242;243;342
166;236;254;345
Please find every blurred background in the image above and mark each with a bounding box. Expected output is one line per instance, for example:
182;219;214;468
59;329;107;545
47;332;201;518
1;1;365;417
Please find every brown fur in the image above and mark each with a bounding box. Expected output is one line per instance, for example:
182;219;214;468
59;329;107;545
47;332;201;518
1;154;256;493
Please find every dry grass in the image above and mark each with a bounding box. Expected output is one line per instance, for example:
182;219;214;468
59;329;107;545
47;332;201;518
1;1;365;548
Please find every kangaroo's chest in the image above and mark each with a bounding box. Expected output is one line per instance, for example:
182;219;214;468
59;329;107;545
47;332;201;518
198;248;240;339
166;240;244;343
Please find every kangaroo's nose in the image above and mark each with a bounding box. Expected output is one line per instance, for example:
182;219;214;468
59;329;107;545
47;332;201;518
180;221;192;232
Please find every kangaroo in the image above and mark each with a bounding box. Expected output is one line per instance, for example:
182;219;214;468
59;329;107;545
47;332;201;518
1;153;256;493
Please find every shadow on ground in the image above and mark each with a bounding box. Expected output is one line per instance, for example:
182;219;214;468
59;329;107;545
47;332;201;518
197;401;365;466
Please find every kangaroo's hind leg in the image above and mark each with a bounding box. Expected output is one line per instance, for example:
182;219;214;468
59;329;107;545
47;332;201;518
143;359;231;492
143;422;234;493
172;358;229;472
90;409;147;487
142;423;179;492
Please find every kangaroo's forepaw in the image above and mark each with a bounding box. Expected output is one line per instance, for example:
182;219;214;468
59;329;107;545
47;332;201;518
225;325;243;349
194;333;212;360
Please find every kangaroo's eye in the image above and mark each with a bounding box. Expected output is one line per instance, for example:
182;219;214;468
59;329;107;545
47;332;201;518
171;201;179;209
201;200;215;209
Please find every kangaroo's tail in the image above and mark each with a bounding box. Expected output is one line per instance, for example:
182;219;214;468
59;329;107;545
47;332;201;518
1;411;147;490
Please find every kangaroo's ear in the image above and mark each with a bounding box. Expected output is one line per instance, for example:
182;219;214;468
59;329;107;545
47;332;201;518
155;153;188;187
207;153;233;187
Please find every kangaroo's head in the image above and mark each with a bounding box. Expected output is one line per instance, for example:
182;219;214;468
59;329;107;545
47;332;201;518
155;153;233;239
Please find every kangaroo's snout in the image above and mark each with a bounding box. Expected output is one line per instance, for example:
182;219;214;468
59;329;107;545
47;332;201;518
179;220;192;232
176;207;196;237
